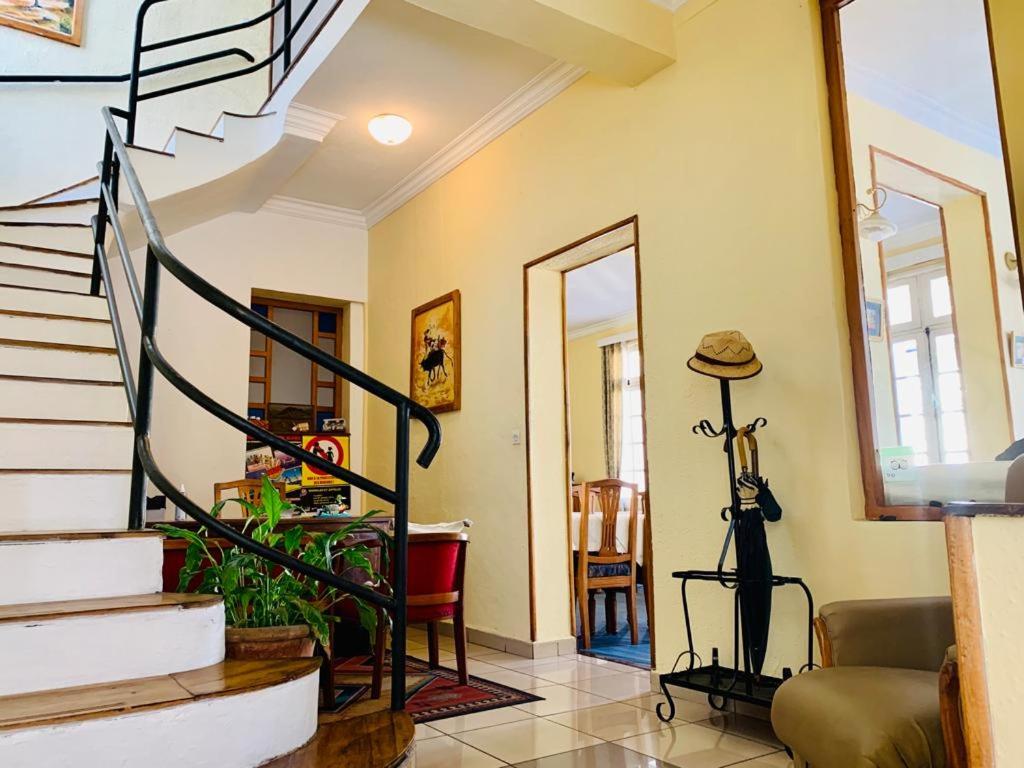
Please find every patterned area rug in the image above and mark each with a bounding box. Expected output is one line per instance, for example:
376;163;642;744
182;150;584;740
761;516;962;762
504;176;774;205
332;654;542;724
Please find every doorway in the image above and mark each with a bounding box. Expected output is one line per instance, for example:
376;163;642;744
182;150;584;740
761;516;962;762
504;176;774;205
523;218;654;668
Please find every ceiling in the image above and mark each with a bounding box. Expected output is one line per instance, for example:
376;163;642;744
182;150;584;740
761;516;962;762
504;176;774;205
565;249;637;333
882;190;939;232
841;0;1002;155
645;0;689;9
280;0;554;211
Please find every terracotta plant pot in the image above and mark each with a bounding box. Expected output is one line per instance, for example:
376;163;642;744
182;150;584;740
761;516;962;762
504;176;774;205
225;625;315;660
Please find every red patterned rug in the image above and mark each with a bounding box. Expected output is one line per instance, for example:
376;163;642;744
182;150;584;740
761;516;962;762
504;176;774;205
332;654;543;724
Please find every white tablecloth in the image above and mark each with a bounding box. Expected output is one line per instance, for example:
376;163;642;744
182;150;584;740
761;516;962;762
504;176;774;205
571;511;645;567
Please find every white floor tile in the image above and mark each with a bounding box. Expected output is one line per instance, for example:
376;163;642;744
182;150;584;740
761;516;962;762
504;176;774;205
454;717;603;765
513;685;614;717
623;694;714;723
415;735;507;768
531;661;624;685
431;706;535;735
615;722;776;768
416;723;445;741
545;702;671;741
484;669;558;691
568;673;653;701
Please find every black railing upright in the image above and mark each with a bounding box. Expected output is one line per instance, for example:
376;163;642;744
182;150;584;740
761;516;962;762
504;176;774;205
3;1;439;714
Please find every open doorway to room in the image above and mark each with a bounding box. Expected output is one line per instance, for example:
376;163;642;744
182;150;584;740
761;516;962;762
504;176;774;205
523;218;654;669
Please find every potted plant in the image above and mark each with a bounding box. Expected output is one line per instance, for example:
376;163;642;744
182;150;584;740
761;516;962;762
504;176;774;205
157;477;387;659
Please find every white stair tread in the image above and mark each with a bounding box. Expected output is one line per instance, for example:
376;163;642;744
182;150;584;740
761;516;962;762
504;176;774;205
0;472;131;533
0;313;113;349
0;224;93;253
0;244;93;272
0;285;108;320
0;263;92;293
0;422;133;470
0;378;127;422
0;200;98;225
0;344;120;383
0;592;225;697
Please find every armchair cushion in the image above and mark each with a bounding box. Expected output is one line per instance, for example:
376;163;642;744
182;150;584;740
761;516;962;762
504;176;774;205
772;666;946;768
821;597;954;672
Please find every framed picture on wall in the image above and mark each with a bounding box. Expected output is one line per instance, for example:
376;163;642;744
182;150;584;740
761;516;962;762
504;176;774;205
864;299;884;341
1010;332;1024;369
410;290;461;413
0;0;85;46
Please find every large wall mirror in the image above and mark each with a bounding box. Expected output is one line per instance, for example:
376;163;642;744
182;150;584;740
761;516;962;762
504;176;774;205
822;0;1024;520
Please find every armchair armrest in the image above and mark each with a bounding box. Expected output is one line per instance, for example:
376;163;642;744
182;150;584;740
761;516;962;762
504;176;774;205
815;596;954;672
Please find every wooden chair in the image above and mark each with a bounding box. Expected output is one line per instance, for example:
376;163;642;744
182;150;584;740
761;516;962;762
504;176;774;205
639;491;653;625
371;531;470;698
576;479;639;649
213;479;286;516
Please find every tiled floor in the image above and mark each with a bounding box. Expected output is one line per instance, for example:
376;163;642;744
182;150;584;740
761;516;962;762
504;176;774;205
406;627;793;768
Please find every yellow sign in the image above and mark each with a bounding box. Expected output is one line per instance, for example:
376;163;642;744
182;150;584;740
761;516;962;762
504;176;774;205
301;434;350;488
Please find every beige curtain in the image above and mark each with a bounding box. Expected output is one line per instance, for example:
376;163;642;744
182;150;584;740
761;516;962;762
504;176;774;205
602;342;624;479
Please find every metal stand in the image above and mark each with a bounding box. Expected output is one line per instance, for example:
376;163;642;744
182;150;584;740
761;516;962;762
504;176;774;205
656;379;815;721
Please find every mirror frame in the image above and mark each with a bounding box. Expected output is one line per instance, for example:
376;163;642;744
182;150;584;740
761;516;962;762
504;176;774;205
820;0;1024;520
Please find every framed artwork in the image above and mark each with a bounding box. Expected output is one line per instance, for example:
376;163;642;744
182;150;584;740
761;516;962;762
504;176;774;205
410;290;461;413
1011;332;1024;369
0;0;84;46
864;299;884;341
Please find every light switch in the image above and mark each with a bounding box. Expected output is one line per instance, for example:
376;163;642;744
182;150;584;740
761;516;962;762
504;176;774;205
511;430;522;445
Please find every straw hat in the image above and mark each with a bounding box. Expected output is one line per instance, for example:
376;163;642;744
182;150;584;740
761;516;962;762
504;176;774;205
687;330;762;380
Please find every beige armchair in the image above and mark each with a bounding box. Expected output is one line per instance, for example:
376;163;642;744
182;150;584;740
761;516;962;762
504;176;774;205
771;597;962;768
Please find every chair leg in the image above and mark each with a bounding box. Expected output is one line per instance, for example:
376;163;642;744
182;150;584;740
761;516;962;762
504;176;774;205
627;584;639;645
643;571;654;628
605;591;618;635
578;583;592;649
371;609;386;700
454;608;469;686
426;621;440;668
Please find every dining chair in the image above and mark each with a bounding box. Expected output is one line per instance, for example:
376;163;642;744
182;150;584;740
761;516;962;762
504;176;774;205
371;531;470;698
576;479;639;649
213;478;286;515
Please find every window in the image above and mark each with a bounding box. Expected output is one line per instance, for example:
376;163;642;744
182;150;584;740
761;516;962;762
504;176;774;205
619;340;646;491
248;299;344;434
886;266;967;465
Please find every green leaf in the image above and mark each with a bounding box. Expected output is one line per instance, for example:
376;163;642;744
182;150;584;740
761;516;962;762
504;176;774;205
283;526;304;556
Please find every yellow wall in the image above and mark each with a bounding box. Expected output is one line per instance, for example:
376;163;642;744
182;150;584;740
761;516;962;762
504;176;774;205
567;321;638;484
366;0;951;665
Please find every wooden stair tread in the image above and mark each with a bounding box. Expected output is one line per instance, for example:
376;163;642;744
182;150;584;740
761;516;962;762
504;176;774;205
0;260;90;278
0;592;218;625
0;309;111;323
0;338;115;354
262;709;414;768
0;529;155;542
0;659;320;732
0;222;91;229
0;241;92;258
0;417;131;427
0;199;99;212
0;373;122;386
0;283;102;298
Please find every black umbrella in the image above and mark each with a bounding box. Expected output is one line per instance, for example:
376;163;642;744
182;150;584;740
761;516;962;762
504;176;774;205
734;428;778;678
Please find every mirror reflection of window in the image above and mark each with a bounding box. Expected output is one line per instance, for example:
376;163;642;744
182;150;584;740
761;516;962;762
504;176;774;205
831;0;1023;514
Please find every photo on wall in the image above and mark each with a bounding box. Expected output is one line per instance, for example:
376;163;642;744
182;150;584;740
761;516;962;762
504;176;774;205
864;299;884;341
410;289;461;413
0;0;84;46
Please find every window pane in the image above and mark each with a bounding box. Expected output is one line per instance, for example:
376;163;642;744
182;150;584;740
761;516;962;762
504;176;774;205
937;372;964;412
892;339;920;378
895;377;923;416
930;276;952;318
317;339;335;383
899;415;928;455
317;387;334;408
317;312;338;335
249;356;266;378
888;284;913;325
934;334;959;373
945;451;970;465
250;330;266;352
248;382;265;404
942;411;969;453
914;453;930;467
270;309;314;404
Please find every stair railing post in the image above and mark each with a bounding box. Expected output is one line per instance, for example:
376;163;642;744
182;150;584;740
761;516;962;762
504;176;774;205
90;135;114;297
127;245;161;530
283;0;293;71
390;402;411;711
126;4;150;144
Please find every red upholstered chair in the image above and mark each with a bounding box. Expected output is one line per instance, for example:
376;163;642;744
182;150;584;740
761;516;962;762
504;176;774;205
372;531;470;697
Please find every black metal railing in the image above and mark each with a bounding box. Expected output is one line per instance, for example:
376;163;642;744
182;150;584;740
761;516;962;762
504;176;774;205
5;0;440;714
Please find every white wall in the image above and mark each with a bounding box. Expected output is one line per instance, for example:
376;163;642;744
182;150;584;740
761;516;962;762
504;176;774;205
0;0;270;205
111;208;369;517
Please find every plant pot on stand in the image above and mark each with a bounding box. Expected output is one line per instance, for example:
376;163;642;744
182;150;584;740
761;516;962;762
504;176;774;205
225;625;315;660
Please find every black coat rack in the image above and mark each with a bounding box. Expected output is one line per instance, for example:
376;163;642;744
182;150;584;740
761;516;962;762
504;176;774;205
656;379;815;718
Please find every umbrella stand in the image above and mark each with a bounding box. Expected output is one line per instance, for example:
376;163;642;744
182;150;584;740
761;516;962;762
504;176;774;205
656;379;815;721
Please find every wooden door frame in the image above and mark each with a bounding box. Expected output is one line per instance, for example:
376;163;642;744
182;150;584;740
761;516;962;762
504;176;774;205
522;216;657;667
819;0;1023;521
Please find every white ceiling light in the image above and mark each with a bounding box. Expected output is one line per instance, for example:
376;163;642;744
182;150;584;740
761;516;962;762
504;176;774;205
368;114;413;146
857;186;899;243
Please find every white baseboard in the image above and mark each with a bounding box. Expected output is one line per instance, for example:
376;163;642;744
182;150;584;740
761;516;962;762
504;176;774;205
429;621;577;660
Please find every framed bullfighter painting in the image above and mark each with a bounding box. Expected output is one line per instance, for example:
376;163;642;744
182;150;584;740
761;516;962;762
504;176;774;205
0;1;85;46
410;290;461;413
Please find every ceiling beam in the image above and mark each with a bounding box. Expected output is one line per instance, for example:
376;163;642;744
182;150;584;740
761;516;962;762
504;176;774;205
400;0;676;86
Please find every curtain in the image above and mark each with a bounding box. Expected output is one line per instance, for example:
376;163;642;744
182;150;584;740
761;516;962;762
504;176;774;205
602;342;624;479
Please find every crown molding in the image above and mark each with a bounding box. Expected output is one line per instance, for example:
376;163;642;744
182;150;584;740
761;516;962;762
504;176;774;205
284;103;345;142
363;61;586;227
646;0;689;10
567;312;638;341
261;195;366;229
845;61;1002;156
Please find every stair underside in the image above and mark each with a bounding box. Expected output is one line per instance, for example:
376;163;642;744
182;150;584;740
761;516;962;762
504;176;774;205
0;659;320;732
